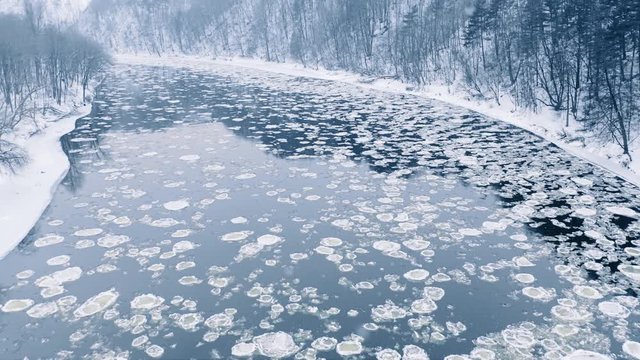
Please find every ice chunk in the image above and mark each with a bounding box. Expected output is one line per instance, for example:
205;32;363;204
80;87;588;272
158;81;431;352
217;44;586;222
163;199;190;211
74;289;119;318
231;342;256;357
34;234;64;247
336;340;363;356
563;350;611;360
403;269;429;282
253;331;299;358
74;228;103;237
623;341;640;360
131;294;164;310
2;299;34;312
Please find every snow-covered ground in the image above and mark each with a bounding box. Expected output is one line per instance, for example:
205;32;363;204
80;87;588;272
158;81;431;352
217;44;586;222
117;54;640;189
0;93;92;259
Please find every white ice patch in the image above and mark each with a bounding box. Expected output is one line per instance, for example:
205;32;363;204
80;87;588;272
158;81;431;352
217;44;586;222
320;237;343;247
597;301;630;318
131;294;164;310
606;206;639;218
73;228;104;237
619;264;640;282
179;154;200;161
336;340;363;356
97;235;130;248
573;285;603;299
74;289;119;318
2;299;34;312
26;302;59;318
221;231;251;242
231;342;256;357
311;337;338;352
257;234;283;246
34;234;64;248
563;350;611;360
253;331;299;358
521;287;555;302
623;341;640;359
176;312;203;330
163;199;190;211
372;303;407;321
403;269;429;282
46;255;71;266
373;240;401;252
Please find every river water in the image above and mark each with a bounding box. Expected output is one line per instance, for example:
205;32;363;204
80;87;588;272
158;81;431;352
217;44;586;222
1;63;639;359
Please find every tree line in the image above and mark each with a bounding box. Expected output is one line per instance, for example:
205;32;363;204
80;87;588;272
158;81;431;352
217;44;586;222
81;0;640;158
0;4;110;171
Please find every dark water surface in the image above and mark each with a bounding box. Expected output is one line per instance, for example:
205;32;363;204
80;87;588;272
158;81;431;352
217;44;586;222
1;64;639;359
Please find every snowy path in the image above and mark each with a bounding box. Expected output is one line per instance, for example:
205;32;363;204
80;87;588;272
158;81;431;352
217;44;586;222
0;63;638;359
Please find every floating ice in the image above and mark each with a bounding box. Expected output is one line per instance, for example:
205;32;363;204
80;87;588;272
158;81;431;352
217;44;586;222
522;287;555;302
403;239;430;251
552;324;579;337
619;264;640;282
179;275;202;285
573;285;603;299
179;154;200;161
336;340;363;356
176;261;196;271
320;237;343;247
74;289;119;318
376;349;401;360
253;331;299;358
36;267;83;287
373;240;401;252
311;337;338;351
2;299;34;312
145;344;165;358
204;313;233;328
597;301;629;318
173;240;195;253
459;228;482;236
573;207;597;217
34;234;64;248
606;206;639;218
403;269;429;282
231;216;248;224
131;294;164;310
372;303;407;321
513;273;535;284
16;270;34;279
176;312;203;330
623;341;640;359
46;255;71;266
411;298;438;314
231;342;256;357
563;350;611;360
26;302;58;318
74;228;104;237
163;199;190;211
221;231;251;242
97;235;130;248
257;234;283;246
403;345;429;359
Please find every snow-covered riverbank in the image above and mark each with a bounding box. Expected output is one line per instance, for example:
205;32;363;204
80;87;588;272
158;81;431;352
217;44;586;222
0;99;92;259
117;54;640;189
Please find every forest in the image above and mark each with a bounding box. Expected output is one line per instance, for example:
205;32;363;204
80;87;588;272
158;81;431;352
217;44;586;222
80;0;640;159
0;3;109;170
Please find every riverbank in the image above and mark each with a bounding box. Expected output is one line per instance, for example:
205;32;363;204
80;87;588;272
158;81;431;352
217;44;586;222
0;93;92;259
117;53;640;188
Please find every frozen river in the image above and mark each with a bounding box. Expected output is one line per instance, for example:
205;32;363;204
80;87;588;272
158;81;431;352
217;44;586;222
1;63;639;359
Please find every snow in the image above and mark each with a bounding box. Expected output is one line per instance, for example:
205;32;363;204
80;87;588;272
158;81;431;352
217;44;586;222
0;100;91;259
116;54;640;188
